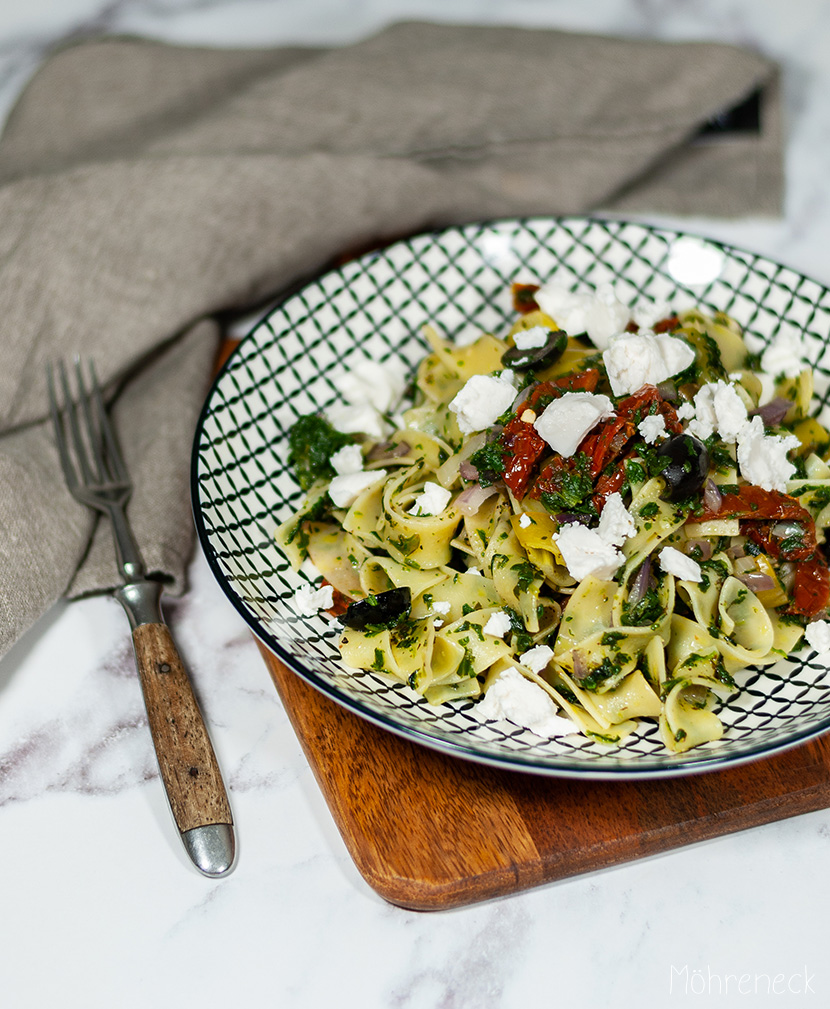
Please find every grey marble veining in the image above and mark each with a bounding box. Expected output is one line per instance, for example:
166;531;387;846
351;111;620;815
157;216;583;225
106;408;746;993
3;2;830;1007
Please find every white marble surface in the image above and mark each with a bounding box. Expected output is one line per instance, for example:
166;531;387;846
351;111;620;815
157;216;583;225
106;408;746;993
3;2;830;1007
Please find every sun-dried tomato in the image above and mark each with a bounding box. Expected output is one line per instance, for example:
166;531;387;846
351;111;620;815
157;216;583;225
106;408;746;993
511;282;540;314
788;557;830;618
498;416;547;499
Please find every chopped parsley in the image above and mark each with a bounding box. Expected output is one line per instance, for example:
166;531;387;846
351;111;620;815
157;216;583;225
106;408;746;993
511;560;539;593
469;440;506;486
287;414;353;491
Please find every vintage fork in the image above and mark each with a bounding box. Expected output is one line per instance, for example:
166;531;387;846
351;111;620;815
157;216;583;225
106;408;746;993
47;359;235;877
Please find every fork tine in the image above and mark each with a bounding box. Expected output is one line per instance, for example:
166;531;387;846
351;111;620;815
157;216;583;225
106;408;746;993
74;357;110;484
88;360;129;485
46;361;80;491
57;358;96;486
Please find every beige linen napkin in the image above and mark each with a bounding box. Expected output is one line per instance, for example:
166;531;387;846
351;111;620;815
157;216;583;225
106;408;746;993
0;21;781;657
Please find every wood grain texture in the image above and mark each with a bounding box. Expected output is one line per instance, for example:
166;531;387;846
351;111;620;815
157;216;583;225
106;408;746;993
133;622;233;832
260;644;830;911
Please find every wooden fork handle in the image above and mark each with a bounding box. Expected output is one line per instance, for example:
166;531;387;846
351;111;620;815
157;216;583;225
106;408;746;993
120;599;235;876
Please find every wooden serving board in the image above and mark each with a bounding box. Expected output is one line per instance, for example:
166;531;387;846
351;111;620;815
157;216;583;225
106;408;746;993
260;644;830;911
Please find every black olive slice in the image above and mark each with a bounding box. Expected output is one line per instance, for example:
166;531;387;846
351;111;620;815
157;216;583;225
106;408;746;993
657;434;710;501
501;329;567;370
342;587;411;630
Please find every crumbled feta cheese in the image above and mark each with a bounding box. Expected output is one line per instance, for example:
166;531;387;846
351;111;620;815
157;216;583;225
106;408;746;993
478;667;573;736
326;400;387;439
631;298;671;331
518;644;555;674
686;381;749;444
761;330;805;379
534;282;630;350
329;443;363;475
408;481;452;516
603;332;695;397
638;413;667;444
552;523;624;581
466;566;481;576
676;401;696;421
736;415;800;492
326;359;407;437
293;582;334;617
597;492;637;547
448;373;517;434
518;512;533;528
533;392;615;457
334;359;407;414
432;600;451;615
433;618;444;629
805;620;830;655
658;546;702;582
328;468;387;508
483;611;512;637
513;325;550;350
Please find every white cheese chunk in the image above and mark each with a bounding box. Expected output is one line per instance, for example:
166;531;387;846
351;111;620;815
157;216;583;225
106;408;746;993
761;330;805;380
518;644;555;674
329;443;363;475
293;582;334;617
658;546;702;583
602;331;695;396
637;413;667;444
326;400;387;438
448;373;517;434
686;380;749;444
432;600;451;615
552;523;624;581
328;469;387;508
533;392;614;457
518;512;533;528
631;298;671;330
805;620;830;655
334;359;407;414
597;492;637;547
477;667;574;737
326;359;408;438
483;611;512;637
408;481;452;516
534;282;630;350
736;415;799;492
676;401;696;421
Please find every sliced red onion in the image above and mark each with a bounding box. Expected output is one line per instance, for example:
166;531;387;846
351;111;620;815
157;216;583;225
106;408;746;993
737;572;775;593
726;542;746;560
773;521;804;539
629;558;654;606
751;397;792;427
702;478;723;513
455;483;498;516
366;439;411;462
510;381;539;414
685;538;713;561
734;555;757;574
571;649;589;682
459;460;479;481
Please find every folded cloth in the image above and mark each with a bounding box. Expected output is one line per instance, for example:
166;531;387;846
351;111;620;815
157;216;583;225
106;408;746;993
0;21;781;658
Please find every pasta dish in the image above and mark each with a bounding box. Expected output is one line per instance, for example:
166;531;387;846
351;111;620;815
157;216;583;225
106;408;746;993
274;279;830;753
